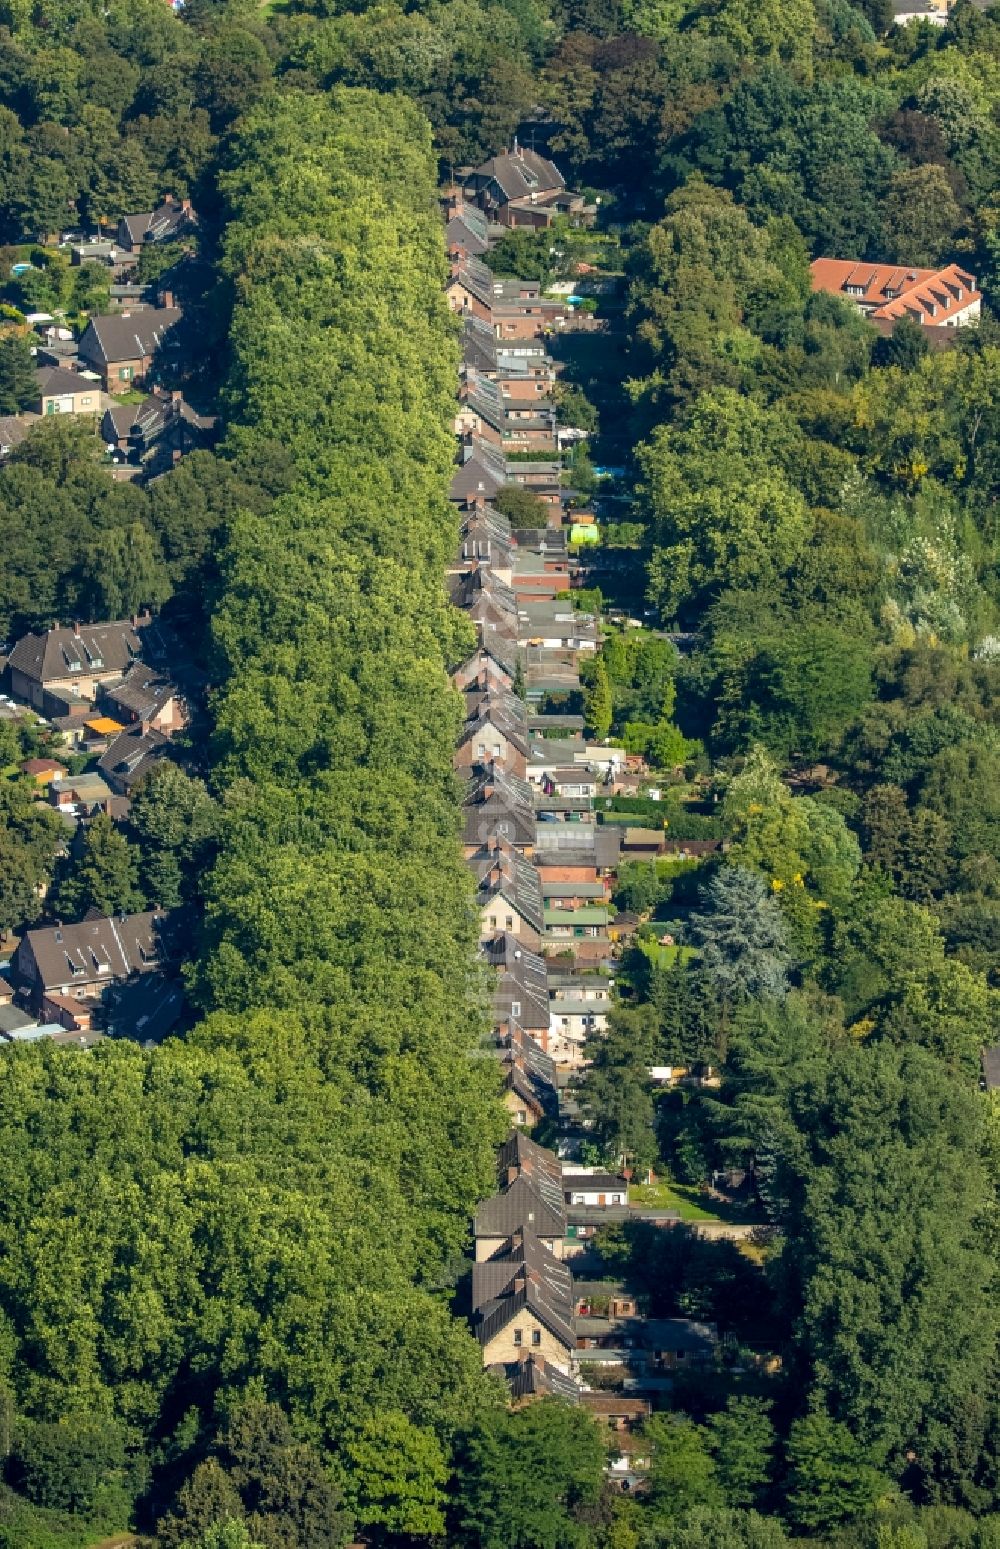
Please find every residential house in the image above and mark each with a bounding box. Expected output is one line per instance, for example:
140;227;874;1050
19;757;67;789
809;258;981;327
98;723;169;795
15;908;171;1008
100;663;187;734
574;1282;641;1320
464;147;593;229
456;699;531;779
34;365;103;417
449;437;508;505
462;314;501;374
502;1029;559;1128
78;305;182;393
463;764;536;855
475;1131;568;1260
518;599;599;654
473;843;545;947
451;639;516;694
455;504;514;583
104;971;186;1044
446;203;491;259
49;772;116;813
474;1172;567;1261
533;839;602;887
453;569;518;639
563;1170;629;1207
102;388;216;475
483;931;550;1043
7;616;149;710
575;1316;718;1373
446;257;496;320
473;1228;577;1371
116;194;197;254
503;1352;582;1405
0;976;13;1006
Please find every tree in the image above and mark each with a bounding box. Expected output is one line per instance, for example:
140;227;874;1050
341;1411;447;1541
584;656;613;739
577;1004;660;1173
217;1397;350;1549
495;483;549;525
159;1462;246;1549
54;812;144;921
687;869;790;1002
647;1414;722;1514
80;520;171;620
0;332;35;413
639;392;810;619
873;316;931;372
642;1507;789;1549
784;1414;887;1532
456;1399;606;1549
882;165;963;268
707;1398;775;1510
13;1413;128;1515
129;763;219;909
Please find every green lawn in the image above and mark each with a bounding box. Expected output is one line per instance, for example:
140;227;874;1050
637;939;696;970
629;1179;722;1221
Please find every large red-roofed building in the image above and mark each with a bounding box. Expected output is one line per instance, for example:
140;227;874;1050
810;258;981;328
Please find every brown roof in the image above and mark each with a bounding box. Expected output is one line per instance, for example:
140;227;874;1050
8;618;145;686
17;909;170;995
472;148;565;204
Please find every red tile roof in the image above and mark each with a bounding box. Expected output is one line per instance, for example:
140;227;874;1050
810;258;980;324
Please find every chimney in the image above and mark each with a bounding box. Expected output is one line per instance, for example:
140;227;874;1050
161;290;173;309
171;389;181;404
181;198;192;212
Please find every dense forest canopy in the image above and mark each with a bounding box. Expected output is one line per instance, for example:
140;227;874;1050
0;0;998;1545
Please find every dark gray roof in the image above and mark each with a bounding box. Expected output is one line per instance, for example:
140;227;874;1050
78;307;181;368
983;1046;1000;1090
459;700;530;761
472;849;545;934
35;366;96;399
101;664;178;722
462;315;498;372
121;198;196;247
576;1315;717;1353
498;1354;582;1402
8;618;145;685
563;1171;628;1194
464;765;536;849
105;971;185;1044
474;1231;576;1351
482;931;550;1030
474;1173;566;1241
450;439;507;504
97;724;169;794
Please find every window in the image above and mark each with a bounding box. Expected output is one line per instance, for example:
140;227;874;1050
80;396;92;407
531;1330;542;1347
505;916;514;930
511;1001;521;1017
513;1328;523;1346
